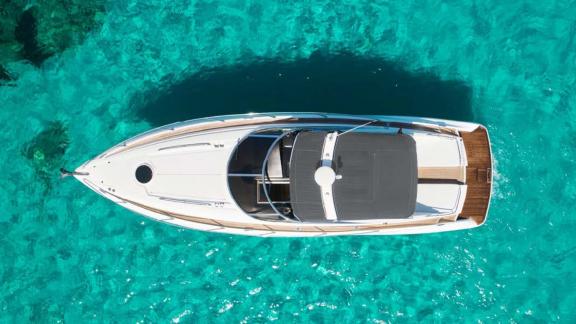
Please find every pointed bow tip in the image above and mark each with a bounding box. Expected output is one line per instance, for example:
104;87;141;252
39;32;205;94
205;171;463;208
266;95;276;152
60;167;89;179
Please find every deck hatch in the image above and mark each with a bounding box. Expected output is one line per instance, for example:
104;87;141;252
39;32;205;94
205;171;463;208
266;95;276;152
135;165;153;184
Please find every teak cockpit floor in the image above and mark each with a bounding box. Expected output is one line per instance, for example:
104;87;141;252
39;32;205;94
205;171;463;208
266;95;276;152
460;127;492;224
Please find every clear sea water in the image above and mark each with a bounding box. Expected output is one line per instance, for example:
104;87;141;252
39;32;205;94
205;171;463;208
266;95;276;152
1;0;575;322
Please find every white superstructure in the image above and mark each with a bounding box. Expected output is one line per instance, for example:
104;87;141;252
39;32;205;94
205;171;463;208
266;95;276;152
67;113;492;237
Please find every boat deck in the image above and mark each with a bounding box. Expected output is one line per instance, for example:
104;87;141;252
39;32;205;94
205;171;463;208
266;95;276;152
99;114;493;235
460;126;492;224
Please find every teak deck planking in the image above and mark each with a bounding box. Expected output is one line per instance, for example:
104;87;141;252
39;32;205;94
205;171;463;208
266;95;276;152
460;127;493;224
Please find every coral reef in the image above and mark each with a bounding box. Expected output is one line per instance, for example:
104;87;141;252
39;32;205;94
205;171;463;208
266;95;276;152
23;121;70;188
0;0;23;64
34;1;105;55
0;0;105;67
0;65;11;81
14;7;51;66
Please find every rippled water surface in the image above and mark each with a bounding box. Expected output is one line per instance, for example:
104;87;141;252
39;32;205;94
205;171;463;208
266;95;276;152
1;0;575;322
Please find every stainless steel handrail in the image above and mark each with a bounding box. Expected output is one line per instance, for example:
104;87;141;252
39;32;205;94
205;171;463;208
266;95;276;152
260;131;299;222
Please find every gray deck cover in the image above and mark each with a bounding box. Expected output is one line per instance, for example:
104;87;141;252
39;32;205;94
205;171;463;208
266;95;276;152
333;133;417;220
290;131;417;221
289;132;327;221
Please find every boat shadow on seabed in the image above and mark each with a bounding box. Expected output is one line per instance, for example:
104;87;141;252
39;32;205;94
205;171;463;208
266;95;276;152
136;52;474;125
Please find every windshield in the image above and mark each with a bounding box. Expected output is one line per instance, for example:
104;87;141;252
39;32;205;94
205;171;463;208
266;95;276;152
260;131;299;221
227;129;298;221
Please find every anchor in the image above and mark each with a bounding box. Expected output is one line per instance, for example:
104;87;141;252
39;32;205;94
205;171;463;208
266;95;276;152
60;168;89;178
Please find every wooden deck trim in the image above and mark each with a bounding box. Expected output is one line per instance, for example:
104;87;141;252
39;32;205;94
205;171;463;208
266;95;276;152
418;166;466;183
459;126;493;224
103;116;459;158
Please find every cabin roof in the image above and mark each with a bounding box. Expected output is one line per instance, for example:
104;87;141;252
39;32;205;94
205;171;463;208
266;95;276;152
289;131;418;221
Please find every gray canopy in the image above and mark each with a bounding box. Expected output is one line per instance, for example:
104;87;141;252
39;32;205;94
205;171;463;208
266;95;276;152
289;131;418;221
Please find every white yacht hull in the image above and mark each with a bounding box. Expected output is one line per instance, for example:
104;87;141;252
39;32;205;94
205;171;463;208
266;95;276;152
72;113;493;237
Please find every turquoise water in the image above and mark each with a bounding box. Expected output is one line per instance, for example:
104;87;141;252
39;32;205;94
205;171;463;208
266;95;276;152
1;0;575;322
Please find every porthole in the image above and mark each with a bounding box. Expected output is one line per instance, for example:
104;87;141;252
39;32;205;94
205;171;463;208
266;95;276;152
135;165;153;184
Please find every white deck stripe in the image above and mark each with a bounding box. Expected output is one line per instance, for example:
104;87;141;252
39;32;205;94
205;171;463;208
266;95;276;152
320;132;339;221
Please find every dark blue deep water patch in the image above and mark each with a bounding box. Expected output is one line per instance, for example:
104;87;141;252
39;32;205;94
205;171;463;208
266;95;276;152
139;53;473;125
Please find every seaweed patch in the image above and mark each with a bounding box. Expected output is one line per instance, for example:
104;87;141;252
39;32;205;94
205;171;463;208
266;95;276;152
0;65;13;85
23;121;70;189
3;2;105;67
14;7;52;67
0;65;11;81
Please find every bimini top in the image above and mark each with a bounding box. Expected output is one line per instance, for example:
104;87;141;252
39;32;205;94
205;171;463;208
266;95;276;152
289;131;418;222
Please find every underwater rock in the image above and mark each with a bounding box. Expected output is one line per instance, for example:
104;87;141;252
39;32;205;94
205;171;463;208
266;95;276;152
23;121;70;188
0;65;14;86
14;7;51;67
1;1;105;66
0;65;11;80
0;1;24;64
34;1;105;55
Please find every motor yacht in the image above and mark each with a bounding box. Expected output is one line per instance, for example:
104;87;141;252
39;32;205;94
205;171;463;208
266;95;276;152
64;113;493;237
